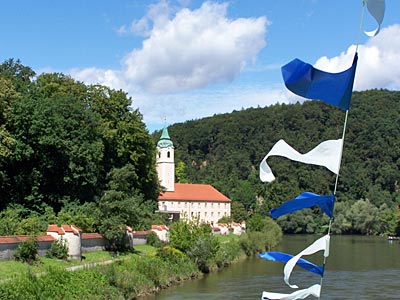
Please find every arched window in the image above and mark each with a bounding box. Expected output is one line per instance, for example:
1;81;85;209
167;151;170;158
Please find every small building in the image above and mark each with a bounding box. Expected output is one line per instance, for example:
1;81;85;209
156;125;231;225
46;224;82;260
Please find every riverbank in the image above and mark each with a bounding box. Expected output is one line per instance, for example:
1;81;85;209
0;231;281;299
0;240;243;299
0;245;202;299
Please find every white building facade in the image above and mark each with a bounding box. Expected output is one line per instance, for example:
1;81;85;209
156;126;231;225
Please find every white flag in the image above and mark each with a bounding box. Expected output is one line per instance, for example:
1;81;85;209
262;284;321;300
260;139;343;182
284;235;330;289
364;0;385;37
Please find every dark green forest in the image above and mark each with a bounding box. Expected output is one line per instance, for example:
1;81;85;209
154;89;400;236
1;59;399;238
0;59;161;244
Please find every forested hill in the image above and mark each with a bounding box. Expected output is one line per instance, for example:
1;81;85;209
154;89;400;235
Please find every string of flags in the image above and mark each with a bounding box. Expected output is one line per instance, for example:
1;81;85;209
258;1;385;299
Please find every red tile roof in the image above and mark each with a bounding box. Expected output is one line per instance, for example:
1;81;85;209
133;230;149;236
0;235;56;244
151;224;169;231
82;233;104;240
46;224;82;235
158;183;231;202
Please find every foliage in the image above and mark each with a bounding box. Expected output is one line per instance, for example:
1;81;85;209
46;238;69;260
0;59;158;220
156;246;186;263
0;248;200;300
154;89;400;236
238;215;282;256
146;231;163;247
187;235;220;273
168;220;220;272
214;239;243;267
13;237;39;265
238;232;267;256
247;213;267;232
96;164;156;251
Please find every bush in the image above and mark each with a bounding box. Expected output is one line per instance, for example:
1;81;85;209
13;237;39;264
156;246;186;263
215;239;243;268
46;238;69;260
238;232;265;256
187;236;220;273
146;231;163;247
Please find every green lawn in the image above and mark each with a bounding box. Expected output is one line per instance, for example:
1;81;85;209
0;245;155;281
215;234;240;243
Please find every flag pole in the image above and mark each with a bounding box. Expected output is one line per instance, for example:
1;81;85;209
318;1;366;297
317;109;349;299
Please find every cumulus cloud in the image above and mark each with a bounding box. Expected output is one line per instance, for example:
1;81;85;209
122;1;268;93
118;0;172;37
314;24;400;91
69;1;399;131
74;1;267;95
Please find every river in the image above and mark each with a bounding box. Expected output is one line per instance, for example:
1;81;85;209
143;235;399;300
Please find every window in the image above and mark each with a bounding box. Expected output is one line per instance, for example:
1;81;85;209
167;151;170;158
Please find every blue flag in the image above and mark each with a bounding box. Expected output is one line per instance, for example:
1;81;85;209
282;53;358;110
270;192;335;219
258;251;324;276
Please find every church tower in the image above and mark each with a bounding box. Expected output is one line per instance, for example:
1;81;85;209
156;125;175;192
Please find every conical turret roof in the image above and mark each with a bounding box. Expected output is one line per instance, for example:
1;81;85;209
157;125;174;148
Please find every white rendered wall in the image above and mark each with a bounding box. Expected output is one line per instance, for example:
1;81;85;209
158;200;230;225
156;147;175;192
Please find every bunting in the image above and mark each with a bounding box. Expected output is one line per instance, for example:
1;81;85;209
259;2;385;299
364;0;385;36
284;235;330;288
260;139;343;182
262;284;321;300
258;252;324;276
270;192;335;219
281;53;358;111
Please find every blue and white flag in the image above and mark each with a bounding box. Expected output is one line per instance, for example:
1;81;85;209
364;0;385;37
259;251;324;276
262;284;321;300
284;235;330;289
281;53;358;111
270;192;335;219
260;139;343;182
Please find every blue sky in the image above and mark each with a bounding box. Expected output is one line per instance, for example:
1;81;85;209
1;0;399;132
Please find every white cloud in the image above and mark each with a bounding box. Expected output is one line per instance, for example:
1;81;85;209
122;1;268;93
314;24;400;91
69;0;399;132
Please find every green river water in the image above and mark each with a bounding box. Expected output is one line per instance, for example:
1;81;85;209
143;235;399;300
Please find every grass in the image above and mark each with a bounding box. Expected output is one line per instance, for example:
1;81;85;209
0;245;155;281
215;233;240;243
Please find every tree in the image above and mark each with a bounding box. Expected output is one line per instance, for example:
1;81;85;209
169;220;220;272
96;164;155;251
